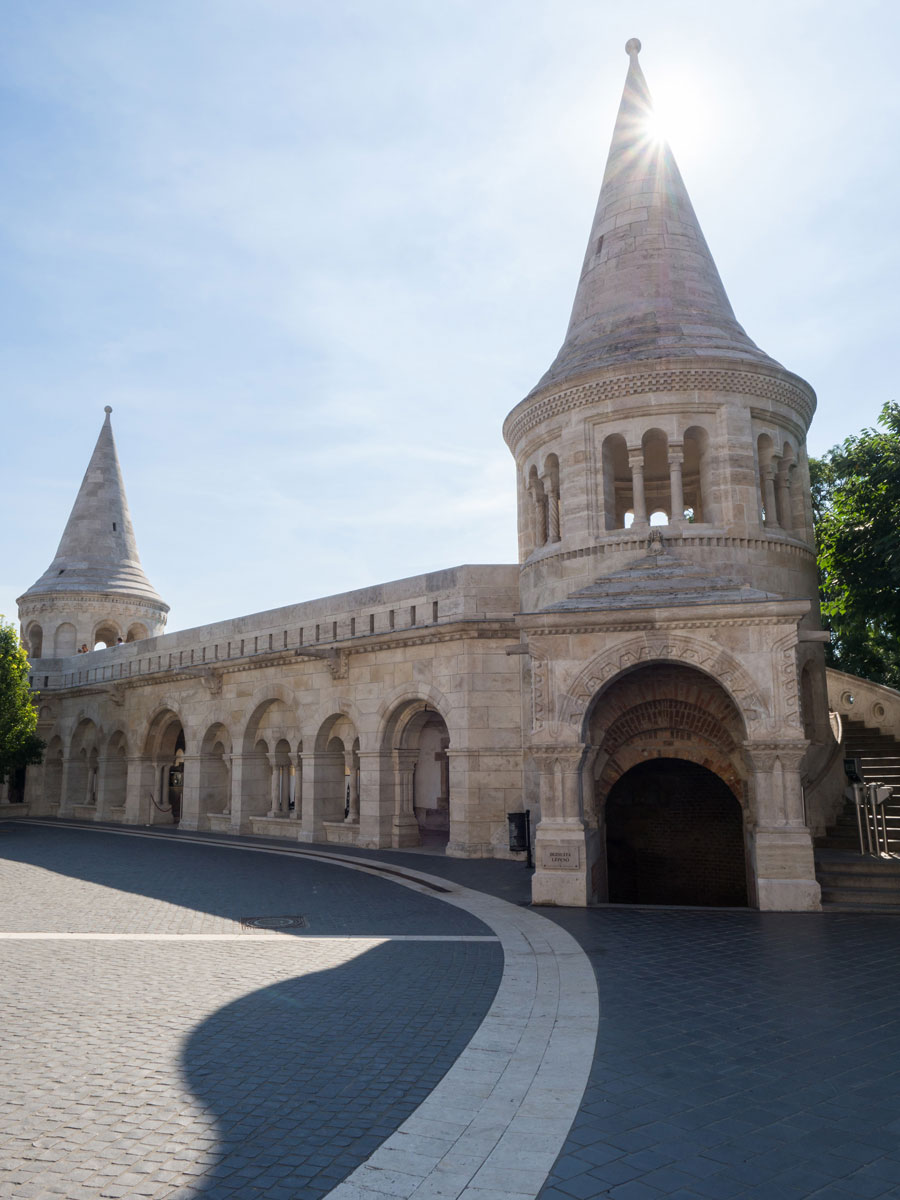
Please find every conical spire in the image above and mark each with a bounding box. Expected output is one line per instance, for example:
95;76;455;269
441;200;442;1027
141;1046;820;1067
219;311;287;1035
532;38;780;394
21;408;167;606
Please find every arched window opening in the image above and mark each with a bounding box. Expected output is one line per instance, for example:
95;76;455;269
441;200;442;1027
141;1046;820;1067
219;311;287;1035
775;441;796;531
683;427;709;523
93;622;120;651
26;625;43;659
601;434;631;530
126;623;149;643
541;453;561;544
649;510;669;526
757;433;777;527
526;465;547;551
641;429;670;523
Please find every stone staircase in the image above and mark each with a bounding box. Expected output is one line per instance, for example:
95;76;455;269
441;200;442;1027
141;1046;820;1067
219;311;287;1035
815;719;900;911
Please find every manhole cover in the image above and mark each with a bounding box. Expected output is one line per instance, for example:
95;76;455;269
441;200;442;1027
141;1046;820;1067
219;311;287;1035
241;915;307;931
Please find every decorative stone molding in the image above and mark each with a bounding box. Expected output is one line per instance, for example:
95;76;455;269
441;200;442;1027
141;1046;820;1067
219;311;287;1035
519;530;815;580
557;633;769;729
503;364;815;448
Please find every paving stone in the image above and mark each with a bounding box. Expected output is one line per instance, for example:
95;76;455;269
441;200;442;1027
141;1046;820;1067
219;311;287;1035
0;826;501;1200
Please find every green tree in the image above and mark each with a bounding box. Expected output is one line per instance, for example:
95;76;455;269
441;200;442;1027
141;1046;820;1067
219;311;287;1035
811;401;900;689
0;616;45;784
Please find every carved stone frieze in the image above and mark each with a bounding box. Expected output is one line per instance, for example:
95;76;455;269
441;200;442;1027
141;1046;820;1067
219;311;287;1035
557;633;769;727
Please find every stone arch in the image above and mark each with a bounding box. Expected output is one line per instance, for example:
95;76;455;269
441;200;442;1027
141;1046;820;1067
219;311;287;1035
141;705;188;759
558;633;769;734
542;452;561;543
583;663;752;907
380;696;451;847
526;464;547;550
641;427;670;521
93;620;120;650
606;759;748;906
141;706;186;825
125;623;149;643
376;682;453;746
601;433;630;530
67;718;100;810
682;425;709;522
313;711;359;827
54;622;77;657
199;721;234;820
25;623;43;659
239;694;299;756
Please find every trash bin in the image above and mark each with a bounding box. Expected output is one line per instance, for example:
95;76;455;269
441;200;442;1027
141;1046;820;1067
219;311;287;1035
507;811;528;852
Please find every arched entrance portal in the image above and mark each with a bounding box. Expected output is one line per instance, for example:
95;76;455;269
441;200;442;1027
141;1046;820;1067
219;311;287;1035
585;662;750;907
606;759;747;906
143;710;186;826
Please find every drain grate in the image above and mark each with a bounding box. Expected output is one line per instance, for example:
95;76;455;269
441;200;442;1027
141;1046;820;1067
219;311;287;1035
240;914;307;931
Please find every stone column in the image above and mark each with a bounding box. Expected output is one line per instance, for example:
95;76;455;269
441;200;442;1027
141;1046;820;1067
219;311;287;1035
267;753;282;816
290;751;302;820
668;446;684;524
391;749;420;848
178;754;204;831
775;468;793;531
542;474;561;543
530;746;598;906
57;755;77;816
762;463;779;528
747;742;819;911
628;449;648;527
123;755;153;825
344;749;360;823
530;482;547;548
357;750;390;848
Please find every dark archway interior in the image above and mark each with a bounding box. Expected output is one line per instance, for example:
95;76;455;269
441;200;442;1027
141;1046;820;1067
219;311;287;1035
606;758;747;907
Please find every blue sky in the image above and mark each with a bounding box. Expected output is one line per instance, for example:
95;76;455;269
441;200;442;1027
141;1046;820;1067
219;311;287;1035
2;1;898;633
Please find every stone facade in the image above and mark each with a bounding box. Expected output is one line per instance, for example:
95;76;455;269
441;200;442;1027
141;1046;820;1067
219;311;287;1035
13;41;843;910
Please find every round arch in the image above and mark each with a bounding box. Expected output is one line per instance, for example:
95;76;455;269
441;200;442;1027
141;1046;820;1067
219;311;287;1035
606;759;748;906
583;661;753;907
380;697;451;846
559;632;769;734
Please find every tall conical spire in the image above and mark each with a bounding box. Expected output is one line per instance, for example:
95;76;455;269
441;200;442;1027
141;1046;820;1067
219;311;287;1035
21;408;166;606
532;38;780;394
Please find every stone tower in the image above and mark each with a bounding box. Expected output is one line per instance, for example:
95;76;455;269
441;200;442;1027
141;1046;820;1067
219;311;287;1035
505;41;835;911
18;408;168;657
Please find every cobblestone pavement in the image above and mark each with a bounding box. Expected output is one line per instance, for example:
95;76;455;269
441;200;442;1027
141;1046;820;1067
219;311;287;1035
0;824;502;1200
287;842;900;1199
8;821;900;1200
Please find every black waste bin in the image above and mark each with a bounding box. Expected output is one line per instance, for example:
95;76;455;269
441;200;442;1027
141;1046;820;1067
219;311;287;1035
507;810;529;852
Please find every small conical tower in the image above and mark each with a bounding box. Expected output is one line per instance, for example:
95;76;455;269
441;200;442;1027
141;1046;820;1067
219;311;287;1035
18;408;168;658
504;39;819;615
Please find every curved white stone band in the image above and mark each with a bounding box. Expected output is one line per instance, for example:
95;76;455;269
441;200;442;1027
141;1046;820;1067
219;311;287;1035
320;861;599;1200
19;823;599;1200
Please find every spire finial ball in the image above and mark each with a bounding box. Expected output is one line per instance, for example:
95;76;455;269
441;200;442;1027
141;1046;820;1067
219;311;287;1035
104;406;113;414
625;38;641;57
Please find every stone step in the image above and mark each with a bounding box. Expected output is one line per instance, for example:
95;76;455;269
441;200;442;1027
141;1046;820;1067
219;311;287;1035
818;872;900;891
821;887;900;907
821;902;900;916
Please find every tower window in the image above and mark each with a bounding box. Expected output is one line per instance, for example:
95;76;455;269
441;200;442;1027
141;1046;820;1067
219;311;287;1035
58;569;65;575
112;522;117;531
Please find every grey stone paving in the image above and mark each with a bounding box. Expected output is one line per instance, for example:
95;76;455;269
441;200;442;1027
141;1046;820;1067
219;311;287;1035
284;842;900;1199
537;909;900;1200
9;821;900;1200
0;824;501;1200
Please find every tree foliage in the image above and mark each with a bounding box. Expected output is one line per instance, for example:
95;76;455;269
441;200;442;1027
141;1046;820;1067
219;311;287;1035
811;401;900;689
0;617;45;784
